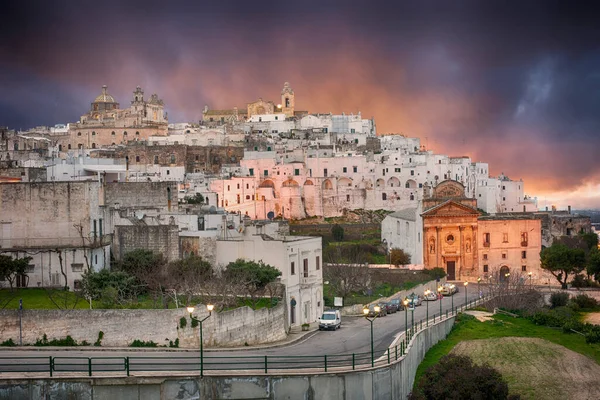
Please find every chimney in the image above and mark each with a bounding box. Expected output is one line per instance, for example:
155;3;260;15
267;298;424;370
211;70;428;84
568;205;571;214
523;205;526;212
545;206;548;211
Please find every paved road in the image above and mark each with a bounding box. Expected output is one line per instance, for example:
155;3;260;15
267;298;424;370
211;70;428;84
0;289;482;375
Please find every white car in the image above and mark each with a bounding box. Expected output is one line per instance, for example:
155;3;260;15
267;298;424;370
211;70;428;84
318;310;342;331
423;292;437;301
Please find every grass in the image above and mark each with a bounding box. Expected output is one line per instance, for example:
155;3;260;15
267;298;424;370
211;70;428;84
324;280;425;306
415;313;600;384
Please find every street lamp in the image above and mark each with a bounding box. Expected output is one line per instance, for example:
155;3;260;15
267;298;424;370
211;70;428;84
528;271;533;289
450;284;454;310
187;304;214;377
477;277;481;298
437;286;443;316
424;289;431;325
363;305;380;367
464;281;468;307
402;299;409;338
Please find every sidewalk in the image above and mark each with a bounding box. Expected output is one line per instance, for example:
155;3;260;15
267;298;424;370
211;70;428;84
0;323;321;353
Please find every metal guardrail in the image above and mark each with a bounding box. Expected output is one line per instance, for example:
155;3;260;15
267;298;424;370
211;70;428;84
0;296;491;377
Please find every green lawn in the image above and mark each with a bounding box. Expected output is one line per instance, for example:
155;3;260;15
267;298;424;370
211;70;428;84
415;313;600;384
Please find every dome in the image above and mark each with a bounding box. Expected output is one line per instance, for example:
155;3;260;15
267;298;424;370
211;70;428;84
94;85;117;103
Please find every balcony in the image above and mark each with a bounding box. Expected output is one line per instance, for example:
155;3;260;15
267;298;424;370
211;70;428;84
521;241;528;247
483;242;490;248
300;275;320;286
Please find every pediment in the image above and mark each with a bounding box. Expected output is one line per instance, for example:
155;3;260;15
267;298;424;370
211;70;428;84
422;200;479;217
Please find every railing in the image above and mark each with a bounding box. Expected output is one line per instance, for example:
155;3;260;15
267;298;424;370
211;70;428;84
0;296;491;378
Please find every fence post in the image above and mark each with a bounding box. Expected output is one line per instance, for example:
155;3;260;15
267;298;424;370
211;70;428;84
434;313;436;323
264;356;268;373
352;353;355;370
387;349;390;364
88;358;92;377
401;341;404;355
125;357;130;377
395;345;398;360
49;356;53;377
324;355;328;372
446;310;448;318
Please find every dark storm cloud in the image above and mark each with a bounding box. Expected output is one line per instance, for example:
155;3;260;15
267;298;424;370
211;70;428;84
1;0;600;205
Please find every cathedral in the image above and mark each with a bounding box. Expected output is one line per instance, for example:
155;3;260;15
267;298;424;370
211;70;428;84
58;85;168;151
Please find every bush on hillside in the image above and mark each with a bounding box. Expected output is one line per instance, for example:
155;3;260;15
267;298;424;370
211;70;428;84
331;224;344;241
570;294;598;310
550;292;569;308
409;354;516;400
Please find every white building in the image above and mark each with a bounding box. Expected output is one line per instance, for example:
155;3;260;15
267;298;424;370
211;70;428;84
216;222;323;327
380;205;424;265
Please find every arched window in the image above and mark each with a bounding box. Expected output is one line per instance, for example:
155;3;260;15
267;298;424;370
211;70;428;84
67;144;71;150
78;144;83;149
91;143;96;149
123;131;128;136
58;144;62;151
77;132;82;137
136;131;140;136
382;193;387;200
91;131;96;136
111;131;116;136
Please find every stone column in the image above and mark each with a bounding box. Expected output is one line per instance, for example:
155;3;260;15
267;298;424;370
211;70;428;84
459;225;465;280
436;227;441;268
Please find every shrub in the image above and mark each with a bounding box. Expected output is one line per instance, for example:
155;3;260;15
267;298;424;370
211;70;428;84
94;331;104;347
409;354;512;400
179;317;187;329
331;224;344;241
424;267;447;280
550;292;569;308
585;326;600;344
130;339;158;347
570;294;598;310
169;338;179;348
0;338;16;347
191;317;198;328
35;334;78;347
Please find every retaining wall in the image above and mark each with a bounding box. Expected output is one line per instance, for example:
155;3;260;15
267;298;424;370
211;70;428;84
0;303;286;348
0;316;455;400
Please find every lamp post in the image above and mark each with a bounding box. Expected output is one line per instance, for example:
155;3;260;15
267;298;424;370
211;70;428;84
363;305;380;367
424;289;430;325
187;304;214;378
437;286;443;316
402;299;409;338
477;277;481;298
464;281;469;308
528;272;533;289
450;285;454;310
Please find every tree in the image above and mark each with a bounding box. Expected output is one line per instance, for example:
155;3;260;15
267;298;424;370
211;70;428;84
80;269;143;306
0;255;31;289
410;354;513;400
224;259;281;305
115;249;167;307
166;255;213;306
587;247;600;282
331;224;344;241
184;193;205;204
390;248;411;266
540;243;586;289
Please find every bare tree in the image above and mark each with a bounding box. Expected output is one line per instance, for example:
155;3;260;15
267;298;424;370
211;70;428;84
480;267;544;314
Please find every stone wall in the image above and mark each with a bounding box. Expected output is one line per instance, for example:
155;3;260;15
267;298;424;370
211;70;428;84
113;224;179;261
104;181;177;211
0;303;286;349
0;316;455;400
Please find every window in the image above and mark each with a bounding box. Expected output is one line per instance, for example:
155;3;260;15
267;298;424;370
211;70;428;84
123;131;128;136
522;265;527;272
351;128;355;133
483;233;490;246
91;143;96;149
346;195;350;201
78;144;83;149
246;195;250;200
343;167;347;173
410;170;415;176
237;183;240;189
483;254;488;260
74;280;82;290
170;154;176;164
227;185;230;191
522;251;527;259
135;156;140;162
68;144;71;150
71;263;83;272
503;233;508;243
77;132;81;137
275;116;278;120
92;131;96;136
502;253;507;259
446;234;455;244
166;170;170;175
303;259;309;277
291;261;295;275
483;265;489;273
111;131;116;136
353;166;357;173
264;169;268;176
136;131;139;136
395;168;401;172
154;156;159;164
382;193;387;200
294;169;300;176
249;168;254;176
246;183;249;189
316;256;320;270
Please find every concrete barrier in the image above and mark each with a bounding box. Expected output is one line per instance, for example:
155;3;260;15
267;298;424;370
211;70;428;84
0;316;456;399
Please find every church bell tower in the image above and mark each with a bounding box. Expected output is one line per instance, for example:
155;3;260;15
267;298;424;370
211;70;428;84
281;82;295;118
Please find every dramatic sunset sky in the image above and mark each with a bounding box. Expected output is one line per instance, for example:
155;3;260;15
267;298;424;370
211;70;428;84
1;1;599;209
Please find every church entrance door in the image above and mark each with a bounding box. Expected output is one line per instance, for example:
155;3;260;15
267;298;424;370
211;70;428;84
447;261;456;280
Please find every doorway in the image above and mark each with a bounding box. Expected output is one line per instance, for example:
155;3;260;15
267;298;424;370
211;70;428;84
500;266;510;283
447;261;456;280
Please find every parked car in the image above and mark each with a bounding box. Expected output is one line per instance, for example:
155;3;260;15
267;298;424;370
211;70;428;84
366;303;387;317
382;302;398;314
423;291;437;301
406;293;423;307
390;298;404;311
441;283;458;296
318;310;342;331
